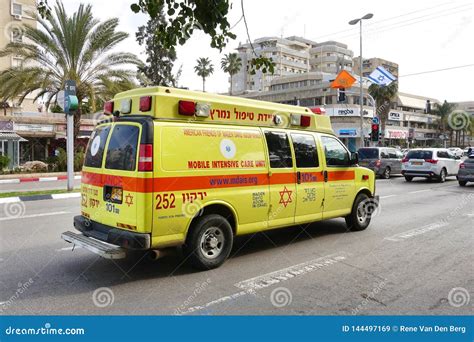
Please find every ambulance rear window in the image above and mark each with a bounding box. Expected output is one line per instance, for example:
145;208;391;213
84;125;111;168
105;124;140;171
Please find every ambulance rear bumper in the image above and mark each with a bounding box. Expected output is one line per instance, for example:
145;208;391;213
72;215;151;250
61;231;127;259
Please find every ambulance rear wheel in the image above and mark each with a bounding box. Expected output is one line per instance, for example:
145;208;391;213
345;193;374;231
184;214;233;270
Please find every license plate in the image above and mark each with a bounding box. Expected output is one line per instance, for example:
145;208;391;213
412;161;422;165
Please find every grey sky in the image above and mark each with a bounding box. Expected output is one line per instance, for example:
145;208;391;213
64;0;473;102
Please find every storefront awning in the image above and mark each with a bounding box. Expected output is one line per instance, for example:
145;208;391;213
0;131;28;141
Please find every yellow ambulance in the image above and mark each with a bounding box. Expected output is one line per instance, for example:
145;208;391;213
62;87;377;269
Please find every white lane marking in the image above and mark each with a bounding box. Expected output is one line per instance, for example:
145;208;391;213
182;252;349;314
235;252;349;291
39;177;58;182
380;195;396;199
51;193;81;199
409;189;430;194
385;222;449;242
0;211;70;222
0;179;20;184
0;197;21;204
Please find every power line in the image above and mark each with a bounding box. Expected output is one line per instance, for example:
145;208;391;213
335;3;471;40
310;2;470;41
399;64;474;78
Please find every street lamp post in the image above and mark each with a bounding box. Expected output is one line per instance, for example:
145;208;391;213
349;13;373;148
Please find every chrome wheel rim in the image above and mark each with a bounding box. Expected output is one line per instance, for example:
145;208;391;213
356;201;369;225
200;227;224;259
441;170;446;181
384;169;390;179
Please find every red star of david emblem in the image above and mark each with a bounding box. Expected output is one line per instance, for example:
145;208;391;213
279;186;293;208
125;193;134;207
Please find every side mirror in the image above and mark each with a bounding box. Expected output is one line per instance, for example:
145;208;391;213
351;152;359;165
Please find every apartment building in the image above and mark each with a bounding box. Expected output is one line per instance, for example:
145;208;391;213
353;57;399;79
231;37;353;94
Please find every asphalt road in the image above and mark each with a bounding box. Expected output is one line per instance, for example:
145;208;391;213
0;176;472;315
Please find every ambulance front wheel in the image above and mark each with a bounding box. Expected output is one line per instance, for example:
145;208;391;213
183;214;234;270
345;193;373;231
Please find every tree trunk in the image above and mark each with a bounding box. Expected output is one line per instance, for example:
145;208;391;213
73;99;82;152
230;74;233;95
202;77;205;92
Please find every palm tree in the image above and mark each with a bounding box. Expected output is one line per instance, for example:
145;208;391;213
221;53;242;95
0;2;140;142
432;100;457;146
369;82;398;145
194;57;214;92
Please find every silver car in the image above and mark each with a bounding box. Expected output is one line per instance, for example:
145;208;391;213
457;156;474;186
357;147;403;179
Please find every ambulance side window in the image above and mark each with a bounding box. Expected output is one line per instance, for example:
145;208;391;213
105;125;140;171
264;131;293;168
321;136;350;166
84;125;111;168
291;133;319;168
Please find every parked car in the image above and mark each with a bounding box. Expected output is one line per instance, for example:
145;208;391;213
457;156;474;186
463;147;474;156
448;147;464;158
401;148;461;182
358;147;403;179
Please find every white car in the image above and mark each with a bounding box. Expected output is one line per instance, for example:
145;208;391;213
448;147;464;158
402;148;462;182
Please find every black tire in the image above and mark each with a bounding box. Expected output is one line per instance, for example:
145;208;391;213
345;193;375;231
459;180;467;186
183;214;233;270
382;167;391;179
404;176;413;182
438;168;447;183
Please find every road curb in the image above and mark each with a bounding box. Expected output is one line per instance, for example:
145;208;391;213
0;175;81;184
0;192;81;204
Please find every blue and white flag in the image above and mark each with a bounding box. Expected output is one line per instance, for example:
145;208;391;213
368;66;396;86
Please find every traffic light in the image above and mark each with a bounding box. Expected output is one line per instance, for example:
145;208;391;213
371;123;379;141
337;88;346;102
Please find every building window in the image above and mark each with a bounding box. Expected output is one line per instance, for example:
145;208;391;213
12;57;23;68
11;27;23;43
12;3;22;15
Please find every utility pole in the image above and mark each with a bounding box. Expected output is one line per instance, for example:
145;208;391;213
349;13;373;148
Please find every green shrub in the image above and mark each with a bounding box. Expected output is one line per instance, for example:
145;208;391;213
0;155;10;170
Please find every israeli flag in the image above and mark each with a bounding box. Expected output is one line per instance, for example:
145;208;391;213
368;66;396;86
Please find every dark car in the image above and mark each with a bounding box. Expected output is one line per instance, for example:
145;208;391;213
357;147;403;179
457;156;474;186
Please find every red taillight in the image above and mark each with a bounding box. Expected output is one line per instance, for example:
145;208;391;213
459;163;465;169
375;159;381;167
300;115;311;127
310;107;325;115
425;159;438;164
138;144;153;171
178;100;196;116
402;157;409;163
104;101;114;114
139;96;152;112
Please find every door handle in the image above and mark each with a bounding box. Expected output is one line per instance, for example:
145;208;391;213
296;171;301;184
323;170;328;182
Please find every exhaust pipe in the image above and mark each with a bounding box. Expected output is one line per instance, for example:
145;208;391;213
148;249;172;261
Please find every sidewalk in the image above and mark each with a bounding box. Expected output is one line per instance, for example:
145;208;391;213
0;172;82;184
